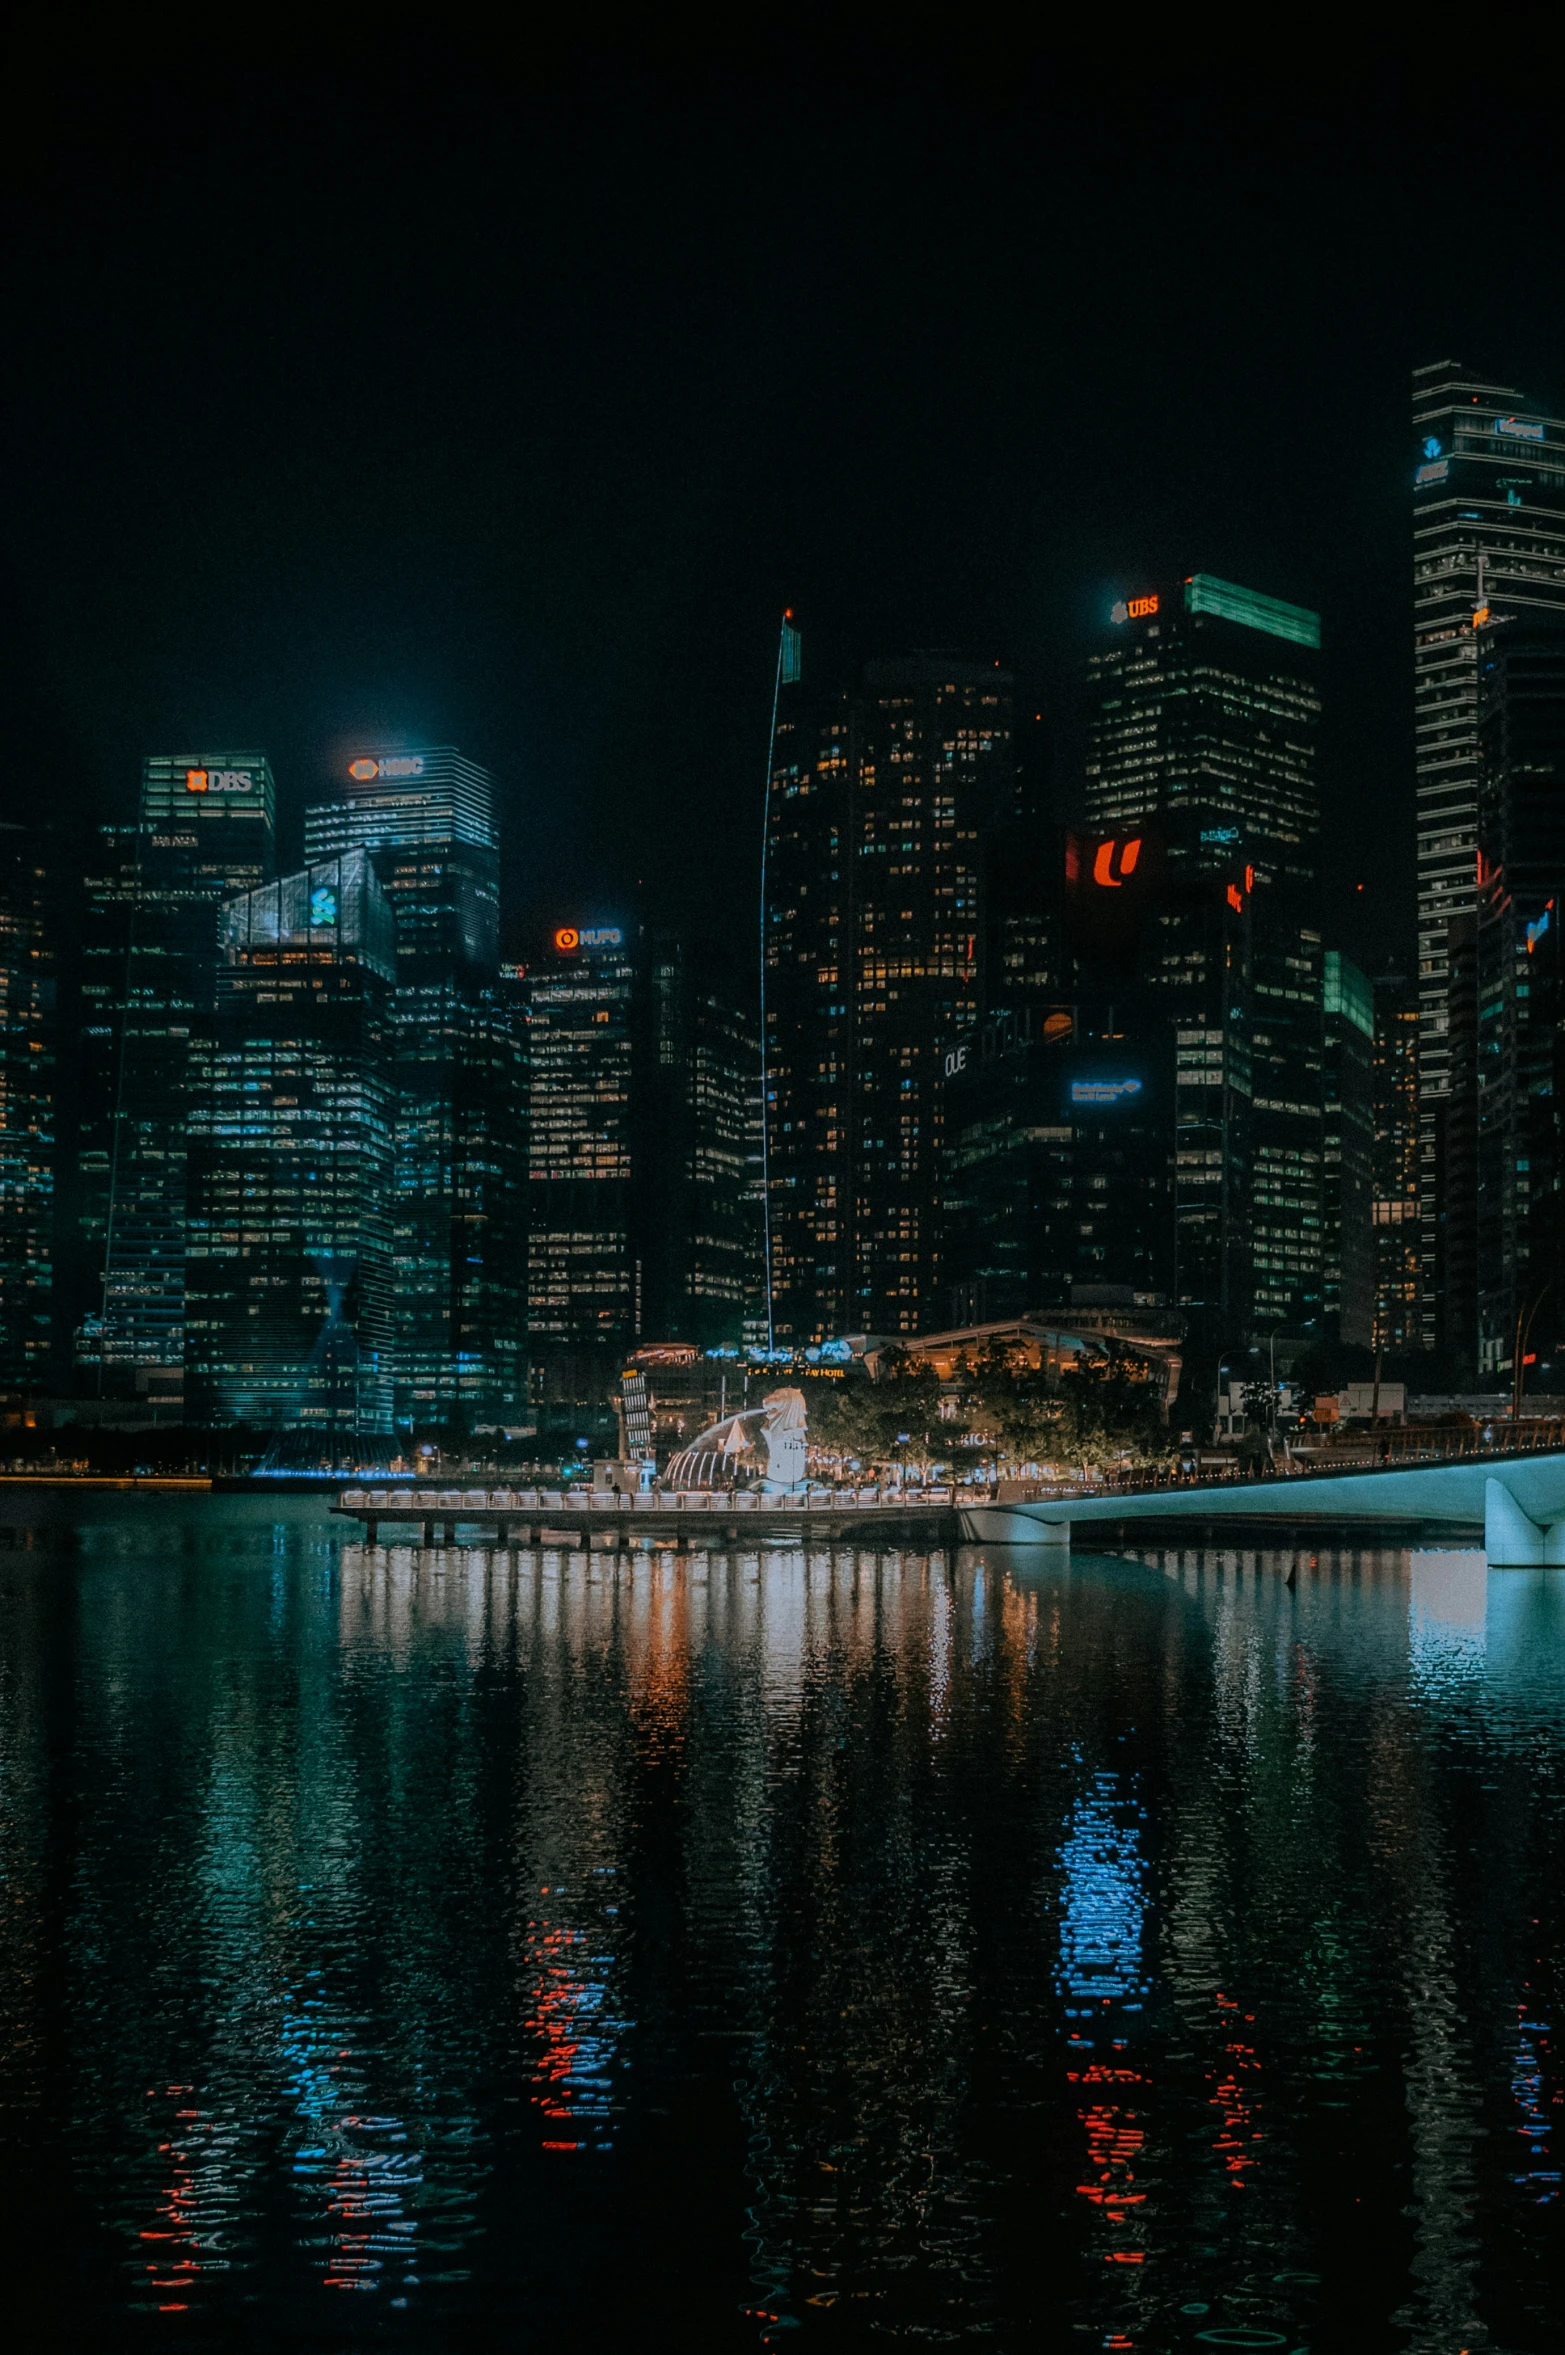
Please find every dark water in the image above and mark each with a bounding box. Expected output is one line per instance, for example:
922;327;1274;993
2;1499;1563;2351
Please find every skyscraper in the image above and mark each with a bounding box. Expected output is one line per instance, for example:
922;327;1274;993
1411;363;1565;1339
1371;973;1421;1354
1439;626;1565;1385
77;753;275;1399
304;744;524;1431
522;922;759;1439
764;655;1016;1340
1321;951;1374;1347
0;823;53;1393
1084;575;1323;1331
522;924;637;1436
184;854;396;1434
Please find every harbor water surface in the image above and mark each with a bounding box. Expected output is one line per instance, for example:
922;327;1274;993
1;1493;1563;2349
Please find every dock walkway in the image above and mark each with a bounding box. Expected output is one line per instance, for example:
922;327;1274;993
333;1485;960;1550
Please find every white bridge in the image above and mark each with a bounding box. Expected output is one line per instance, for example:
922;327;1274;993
959;1452;1565;1565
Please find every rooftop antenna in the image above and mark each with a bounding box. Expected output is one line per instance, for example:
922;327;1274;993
758;609;801;1354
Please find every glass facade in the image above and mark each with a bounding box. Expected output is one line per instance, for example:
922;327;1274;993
76;753;275;1398
0;824;53;1392
1322;950;1374;1347
1371;973;1421;1352
1085;582;1323;1330
1411;362;1565;1341
303;745;524;1431
764;657;1016;1341
184;853;395;1434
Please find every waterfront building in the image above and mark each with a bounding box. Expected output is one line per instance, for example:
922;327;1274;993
76;753;275;1401
1083;575;1323;1333
1439;627;1565;1385
522;922;759;1439
184;854;396;1432
0;823;53;1391
304;744;524;1431
764;654;1017;1341
1371;972;1421;1354
1411;362;1565;1340
1321;951;1374;1347
942;999;1172;1325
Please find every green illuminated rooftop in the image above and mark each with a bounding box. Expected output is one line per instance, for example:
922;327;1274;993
1184;574;1321;649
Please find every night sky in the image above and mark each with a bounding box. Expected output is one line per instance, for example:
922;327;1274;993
5;62;1564;989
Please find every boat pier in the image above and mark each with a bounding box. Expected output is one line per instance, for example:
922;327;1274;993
332;1484;961;1551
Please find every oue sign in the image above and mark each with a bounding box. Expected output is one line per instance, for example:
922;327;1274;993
944;1043;970;1079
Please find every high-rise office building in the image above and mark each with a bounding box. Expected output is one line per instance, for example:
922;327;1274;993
77;753;275;1398
1411;363;1565;1340
1371;973;1421;1354
184;854;396;1434
942;998;1172;1325
764;655;1016;1340
0;824;53;1392
304;744;524;1431
1321;951;1374;1347
522;922;759;1436
1440;627;1565;1385
1084;575;1323;1332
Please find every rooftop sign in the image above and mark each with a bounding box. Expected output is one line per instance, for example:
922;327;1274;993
348;755;426;781
185;767;256;794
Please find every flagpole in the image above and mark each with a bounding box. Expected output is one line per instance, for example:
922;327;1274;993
758;610;795;1355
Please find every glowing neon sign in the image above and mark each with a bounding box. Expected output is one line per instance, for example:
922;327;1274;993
1110;594;1160;623
1415;459;1449;486
309;885;338;926
1496;415;1545;441
1071;1078;1143;1106
1201;825;1240;844
555;925;623;951
348;755;426;781
1527;908;1552;953
1092;837;1142;888
185;767;255;795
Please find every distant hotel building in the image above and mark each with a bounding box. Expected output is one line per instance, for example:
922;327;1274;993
304;744;525;1432
1371;973;1420;1353
1412;363;1565;1340
77;752;275;1400
185;854;396;1432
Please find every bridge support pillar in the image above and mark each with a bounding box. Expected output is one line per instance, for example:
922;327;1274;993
1484;1478;1565;1565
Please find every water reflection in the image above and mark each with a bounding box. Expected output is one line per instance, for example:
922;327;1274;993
0;1504;1562;2348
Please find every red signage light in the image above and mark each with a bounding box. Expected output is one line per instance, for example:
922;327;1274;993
1092;837;1142;888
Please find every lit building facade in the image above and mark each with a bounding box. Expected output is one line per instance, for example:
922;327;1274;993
184;854;396;1433
522;923;759;1437
1371;973;1421;1353
764;655;1016;1340
304;744;524;1430
1440;627;1565;1385
1321;951;1374;1347
0;824;53;1392
1411;363;1565;1340
76;752;275;1399
1084;575;1323;1333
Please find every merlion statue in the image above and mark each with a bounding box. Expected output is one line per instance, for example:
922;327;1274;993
759;1387;808;1492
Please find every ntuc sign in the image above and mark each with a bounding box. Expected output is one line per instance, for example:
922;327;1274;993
185;767;255;795
347;755;426;781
